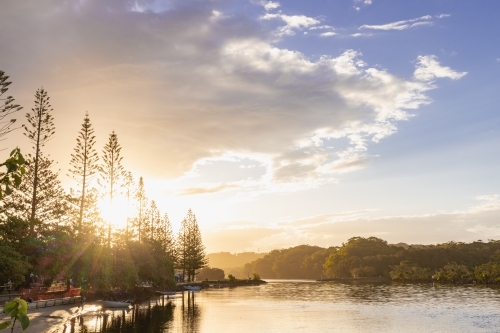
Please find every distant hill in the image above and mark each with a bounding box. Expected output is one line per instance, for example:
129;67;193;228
206;252;267;270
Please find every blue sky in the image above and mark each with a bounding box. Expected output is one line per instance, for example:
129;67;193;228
1;0;499;252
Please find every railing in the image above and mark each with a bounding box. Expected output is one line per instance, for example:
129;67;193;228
2;296;80;309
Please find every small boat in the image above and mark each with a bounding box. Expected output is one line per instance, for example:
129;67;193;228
156;291;177;296
184;286;201;292
101;300;132;308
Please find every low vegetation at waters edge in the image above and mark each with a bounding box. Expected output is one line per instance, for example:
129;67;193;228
0;71;208;294
242;237;500;284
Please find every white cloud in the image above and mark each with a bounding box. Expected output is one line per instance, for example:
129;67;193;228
263;1;280;11
351;33;371;37
320;31;336;37
0;0;466;196
360;15;434;31
414;55;467;81
261;13;320;36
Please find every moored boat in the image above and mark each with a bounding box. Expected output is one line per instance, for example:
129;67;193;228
184;286;201;292
101;300;132;308
156;291;177;296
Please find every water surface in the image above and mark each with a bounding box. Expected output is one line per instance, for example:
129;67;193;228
70;280;500;332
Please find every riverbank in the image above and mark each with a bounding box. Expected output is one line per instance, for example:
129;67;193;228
0;302;98;333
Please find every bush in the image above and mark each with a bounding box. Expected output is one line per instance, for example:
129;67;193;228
227;274;236;282
252;273;260;280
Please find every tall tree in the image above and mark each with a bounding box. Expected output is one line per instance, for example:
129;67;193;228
123;171;134;236
0;70;22;143
22;88;55;235
68;112;99;233
4;154;65;230
98;130;125;203
147;200;161;241
161;213;176;263
176;209;208;281
134;176;148;242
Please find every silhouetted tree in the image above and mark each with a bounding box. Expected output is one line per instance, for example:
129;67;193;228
134;176;148;242
123;171;134;236
22;88;55;235
177;209;207;281
98;130;125;203
0;70;22;143
68;112;99;233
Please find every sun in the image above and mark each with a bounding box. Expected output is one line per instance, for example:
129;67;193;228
98;197;131;229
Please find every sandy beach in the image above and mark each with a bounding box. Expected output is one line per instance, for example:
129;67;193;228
0;302;98;333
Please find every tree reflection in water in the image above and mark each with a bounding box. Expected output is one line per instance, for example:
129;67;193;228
181;291;201;332
73;293;201;333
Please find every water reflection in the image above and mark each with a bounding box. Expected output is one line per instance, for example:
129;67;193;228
71;282;500;332
181;292;200;332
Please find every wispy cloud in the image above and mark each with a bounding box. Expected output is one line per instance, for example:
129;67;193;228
320;31;336;37
359;14;449;31
178;183;240;196
204;195;500;252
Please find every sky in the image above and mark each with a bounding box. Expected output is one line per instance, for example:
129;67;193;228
1;0;500;253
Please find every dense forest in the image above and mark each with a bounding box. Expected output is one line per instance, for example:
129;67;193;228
0;70;208;292
243;237;500;283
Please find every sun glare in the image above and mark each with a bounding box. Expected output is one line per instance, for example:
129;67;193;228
98;197;130;229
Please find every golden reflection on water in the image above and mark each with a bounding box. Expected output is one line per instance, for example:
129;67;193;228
73;281;500;332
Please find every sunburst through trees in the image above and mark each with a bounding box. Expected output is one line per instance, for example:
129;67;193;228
0;72;208;292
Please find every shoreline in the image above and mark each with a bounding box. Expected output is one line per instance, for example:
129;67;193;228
0;302;97;333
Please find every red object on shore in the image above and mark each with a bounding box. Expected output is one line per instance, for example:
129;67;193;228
21;286;81;301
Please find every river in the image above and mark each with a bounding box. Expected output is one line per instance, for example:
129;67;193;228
69;280;500;332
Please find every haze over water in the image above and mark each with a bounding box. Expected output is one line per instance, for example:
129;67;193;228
71;281;500;332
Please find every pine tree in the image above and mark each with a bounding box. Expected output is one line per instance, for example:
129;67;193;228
185;210;208;281
98;130;125;203
176;209;208;281
162;213;176;263
0;70;22;142
134;176;148;242
4;154;64;230
176;215;189;281
147;200;161;241
123;171;134;237
22;88;55;235
68;112;99;234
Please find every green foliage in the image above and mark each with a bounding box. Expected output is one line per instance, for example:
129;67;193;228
244;245;328;279
389;261;432;281
0;148;25;199
323;237;399;278
252;272;260;280
0;244;31;284
433;262;473;282
1;298;30;332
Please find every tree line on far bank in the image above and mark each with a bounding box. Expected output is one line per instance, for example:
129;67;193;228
240;237;500;284
0;70;208;292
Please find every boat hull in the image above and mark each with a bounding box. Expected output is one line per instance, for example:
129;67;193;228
101;301;131;308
